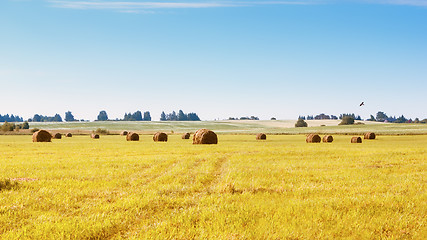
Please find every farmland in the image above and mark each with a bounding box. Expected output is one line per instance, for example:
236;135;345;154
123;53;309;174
1;133;426;239
25;120;427;135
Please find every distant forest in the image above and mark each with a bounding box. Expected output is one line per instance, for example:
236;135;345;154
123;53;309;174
300;112;427;123
228;116;259;120
0;110;201;122
0;114;24;122
160;110;200;121
299;113;360;121
2;111;426;123
96;110;152;121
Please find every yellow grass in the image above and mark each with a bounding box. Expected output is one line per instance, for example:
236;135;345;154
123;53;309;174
0;134;426;239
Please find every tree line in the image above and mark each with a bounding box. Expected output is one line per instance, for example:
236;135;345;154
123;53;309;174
160;110;200;121
298;113;362;121
3;110;426;123
99;110;200;121
0;110;201;123
366;111;427;123
228;116;259;120
96;110;152;121
298;111;427;125
29;114;63;122
0;114;24;122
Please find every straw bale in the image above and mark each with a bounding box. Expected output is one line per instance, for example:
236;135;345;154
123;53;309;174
32;130;52;142
256;133;267;140
126;132;139;141
153;132;168;142
193;129;218;144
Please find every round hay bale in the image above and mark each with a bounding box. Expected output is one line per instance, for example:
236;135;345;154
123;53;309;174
182;132;190;139
120;131;128;136
66;133;72;137
52;133;62;139
153;132;168;142
256;133;266;140
323;135;333;143
126;132;139;141
364;132;376;140
306;134;321;143
306;133;312;143
193;129;218;144
351;137;362;143
91;133;100;139
32;130;52;142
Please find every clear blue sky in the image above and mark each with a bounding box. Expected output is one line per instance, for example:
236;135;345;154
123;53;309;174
1;0;426;121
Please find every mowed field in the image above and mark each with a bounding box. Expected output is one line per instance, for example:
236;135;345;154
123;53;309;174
24;120;427;135
0;134;426;239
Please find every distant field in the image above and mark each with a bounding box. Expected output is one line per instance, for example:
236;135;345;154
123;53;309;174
0;135;425;239
25;120;427;135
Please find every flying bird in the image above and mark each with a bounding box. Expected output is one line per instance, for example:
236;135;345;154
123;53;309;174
360;102;365;107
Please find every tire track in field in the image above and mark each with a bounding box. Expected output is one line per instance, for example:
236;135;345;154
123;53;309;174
85;158;185;240
202;154;230;193
112;153;232;239
155;153;232;196
130;159;180;188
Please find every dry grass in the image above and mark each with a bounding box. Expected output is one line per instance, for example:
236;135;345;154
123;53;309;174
0;135;426;239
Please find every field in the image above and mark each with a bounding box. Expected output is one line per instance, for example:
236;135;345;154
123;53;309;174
24;120;427;135
1;133;426;239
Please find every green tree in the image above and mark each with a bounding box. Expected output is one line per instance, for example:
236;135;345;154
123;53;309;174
367;115;376;121
123;111;143;121
53;114;62;122
187;113;200;121
376;111;388;122
22;121;30;129
97;111;108;121
1;121;15;131
169;111;177;121
133;111;143;121
32;114;42;122
178;110;187;121
395;115;408;123
65;111;75;122
143;111;151;121
160;111;166;121
95;128;109;135
123;113;130;121
339;116;355;125
295;118;308;127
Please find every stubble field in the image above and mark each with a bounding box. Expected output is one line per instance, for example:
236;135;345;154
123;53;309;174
0;134;426;239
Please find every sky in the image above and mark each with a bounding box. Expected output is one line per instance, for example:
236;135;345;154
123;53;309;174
1;0;426;121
